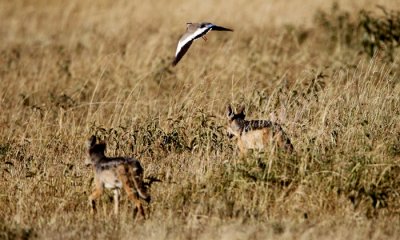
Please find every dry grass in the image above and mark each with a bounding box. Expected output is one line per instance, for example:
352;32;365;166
1;0;400;239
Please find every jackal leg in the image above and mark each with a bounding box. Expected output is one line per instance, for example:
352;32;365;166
118;170;145;219
237;141;248;158
89;178;103;214
113;189;120;215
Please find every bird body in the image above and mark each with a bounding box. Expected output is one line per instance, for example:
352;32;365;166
172;22;233;66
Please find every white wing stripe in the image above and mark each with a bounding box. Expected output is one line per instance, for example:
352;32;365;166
175;26;212;57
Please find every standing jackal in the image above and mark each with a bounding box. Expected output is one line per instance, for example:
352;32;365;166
86;135;151;219
226;105;294;155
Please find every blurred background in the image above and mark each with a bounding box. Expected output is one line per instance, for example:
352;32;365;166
1;1;400;239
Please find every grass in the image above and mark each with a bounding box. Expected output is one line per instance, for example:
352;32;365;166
1;0;400;239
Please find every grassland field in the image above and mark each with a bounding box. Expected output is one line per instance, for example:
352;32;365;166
1;0;400;239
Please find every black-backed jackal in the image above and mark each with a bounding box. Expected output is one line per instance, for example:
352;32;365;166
86;135;151;219
226;105;294;156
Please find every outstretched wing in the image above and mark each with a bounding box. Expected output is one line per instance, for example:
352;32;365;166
172;25;213;66
172;40;193;66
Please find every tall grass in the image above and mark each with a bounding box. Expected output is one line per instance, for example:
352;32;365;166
1;0;400;239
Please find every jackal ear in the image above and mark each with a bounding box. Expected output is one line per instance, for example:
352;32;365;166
237;105;245;116
226;105;234;119
98;141;107;151
87;135;96;149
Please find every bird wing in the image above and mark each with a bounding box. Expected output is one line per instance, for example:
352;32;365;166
174;25;212;57
172;40;193;66
210;25;233;32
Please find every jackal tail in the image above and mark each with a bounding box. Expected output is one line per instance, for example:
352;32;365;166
130;159;151;202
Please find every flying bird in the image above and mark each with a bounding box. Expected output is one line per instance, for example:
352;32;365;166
172;22;233;66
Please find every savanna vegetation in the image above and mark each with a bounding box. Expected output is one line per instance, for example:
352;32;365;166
1;0;400;239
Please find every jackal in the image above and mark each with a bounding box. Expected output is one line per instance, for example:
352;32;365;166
86;135;151;218
226;105;294;155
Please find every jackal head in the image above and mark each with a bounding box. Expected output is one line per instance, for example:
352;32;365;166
226;105;246;139
85;135;106;165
